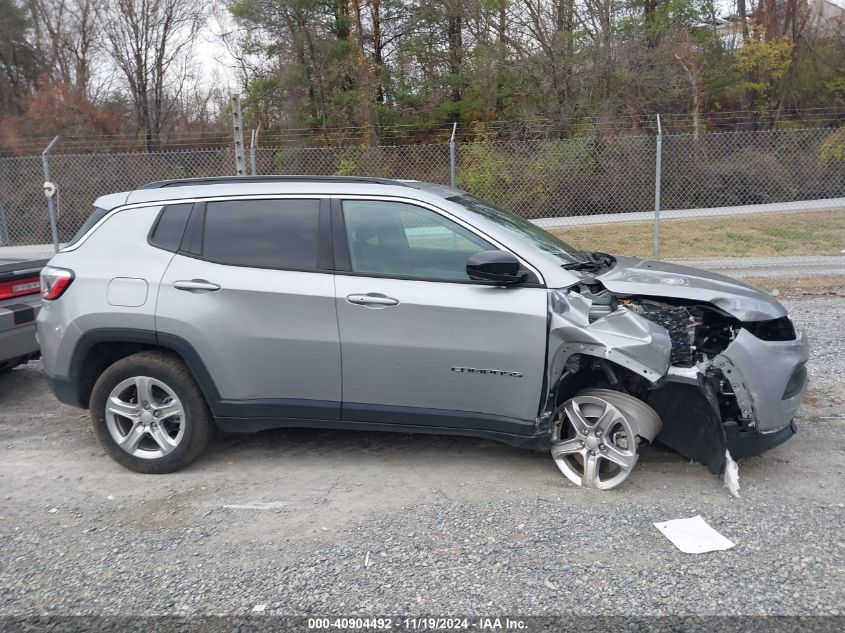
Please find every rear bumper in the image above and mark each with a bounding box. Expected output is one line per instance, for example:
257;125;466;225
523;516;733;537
45;374;84;407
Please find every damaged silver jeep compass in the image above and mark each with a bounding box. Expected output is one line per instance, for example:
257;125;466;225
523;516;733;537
37;176;809;486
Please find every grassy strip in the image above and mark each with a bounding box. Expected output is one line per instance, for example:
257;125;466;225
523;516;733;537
550;210;845;259
739;274;845;296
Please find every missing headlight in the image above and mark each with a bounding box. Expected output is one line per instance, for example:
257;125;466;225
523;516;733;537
743;317;796;341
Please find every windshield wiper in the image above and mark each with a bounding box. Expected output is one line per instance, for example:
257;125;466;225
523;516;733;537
561;251;615;272
562;260;602;271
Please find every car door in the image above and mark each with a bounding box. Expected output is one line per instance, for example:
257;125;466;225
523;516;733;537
156;196;342;421
333;197;548;434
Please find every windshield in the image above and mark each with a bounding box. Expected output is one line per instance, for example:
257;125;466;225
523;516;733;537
447;194;588;265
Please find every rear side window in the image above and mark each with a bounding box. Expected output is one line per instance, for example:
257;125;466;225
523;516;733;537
201;199;320;270
64;206;110;248
149;203;192;252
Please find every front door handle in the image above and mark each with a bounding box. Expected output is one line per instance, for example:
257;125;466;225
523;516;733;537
173;279;221;292
347;293;399;307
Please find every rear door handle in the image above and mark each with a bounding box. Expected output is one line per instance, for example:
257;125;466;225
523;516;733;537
347;293;399;307
173;279;221;292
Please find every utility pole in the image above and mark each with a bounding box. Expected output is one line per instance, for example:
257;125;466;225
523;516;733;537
231;94;246;176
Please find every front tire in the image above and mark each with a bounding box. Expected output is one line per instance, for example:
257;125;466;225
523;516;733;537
89;351;213;473
550;389;661;490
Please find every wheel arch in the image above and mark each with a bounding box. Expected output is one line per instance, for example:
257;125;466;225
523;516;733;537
67;329;220;411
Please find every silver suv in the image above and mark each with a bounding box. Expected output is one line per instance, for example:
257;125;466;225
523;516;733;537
37;176;809;488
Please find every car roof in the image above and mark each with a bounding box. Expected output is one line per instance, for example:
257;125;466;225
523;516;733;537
88;175;581;288
94;176;462;211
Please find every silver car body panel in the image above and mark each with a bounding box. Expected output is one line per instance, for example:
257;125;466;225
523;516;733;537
0;293;40;363
545;290;672;392
156;254;342;407
335;275;548;422
598;256;787;321
38;205;173;379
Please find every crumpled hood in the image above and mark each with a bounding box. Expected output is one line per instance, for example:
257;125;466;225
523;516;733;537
596;256;787;321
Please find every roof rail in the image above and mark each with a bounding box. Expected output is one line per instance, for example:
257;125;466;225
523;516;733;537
139;175;409;190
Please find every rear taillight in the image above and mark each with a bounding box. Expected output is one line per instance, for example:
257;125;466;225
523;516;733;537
40;266;74;300
0;275;40;300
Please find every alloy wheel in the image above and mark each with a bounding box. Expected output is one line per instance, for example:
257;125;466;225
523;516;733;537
550;394;640;490
105;376;186;459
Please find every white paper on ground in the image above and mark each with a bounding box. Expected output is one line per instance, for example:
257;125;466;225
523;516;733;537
654;515;735;554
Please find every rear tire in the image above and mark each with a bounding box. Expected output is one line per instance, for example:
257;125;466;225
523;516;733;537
89;351;213;473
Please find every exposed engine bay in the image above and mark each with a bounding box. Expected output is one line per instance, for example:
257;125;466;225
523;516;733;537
579;283;751;367
543;276;808;489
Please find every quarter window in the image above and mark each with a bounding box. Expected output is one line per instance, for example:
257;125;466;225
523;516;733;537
149;203;192;252
201;199;320;270
342;200;493;280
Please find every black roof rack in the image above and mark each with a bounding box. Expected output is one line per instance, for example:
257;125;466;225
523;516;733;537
139;175;409;190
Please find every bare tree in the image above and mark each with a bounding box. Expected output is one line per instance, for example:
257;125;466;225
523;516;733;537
517;0;578;129
102;0;207;151
27;0;102;97
0;0;42;116
673;30;702;139
350;0;380;144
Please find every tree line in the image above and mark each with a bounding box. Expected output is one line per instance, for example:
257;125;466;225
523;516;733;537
1;0;844;154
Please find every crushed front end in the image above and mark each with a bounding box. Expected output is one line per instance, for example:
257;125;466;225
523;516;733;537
543;257;809;475
627;297;809;472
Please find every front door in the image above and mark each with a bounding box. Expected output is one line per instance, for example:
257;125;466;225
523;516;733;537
333;197;548;434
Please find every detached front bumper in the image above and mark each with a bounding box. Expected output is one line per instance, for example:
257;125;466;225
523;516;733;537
654;325;809;471
714;326;809;456
725;418;797;459
718;328;809;429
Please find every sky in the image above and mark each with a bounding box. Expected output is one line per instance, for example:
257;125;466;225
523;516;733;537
194;7;240;92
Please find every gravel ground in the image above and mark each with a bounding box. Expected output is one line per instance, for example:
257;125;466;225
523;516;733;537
0;297;843;620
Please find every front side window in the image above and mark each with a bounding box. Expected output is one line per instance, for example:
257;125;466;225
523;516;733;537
342;200;493;280
201;199;320;269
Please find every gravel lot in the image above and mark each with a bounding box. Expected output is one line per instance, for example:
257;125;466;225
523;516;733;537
0;297;843;620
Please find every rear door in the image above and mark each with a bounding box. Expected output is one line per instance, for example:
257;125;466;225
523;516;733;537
156;196;341;421
332;197;548;433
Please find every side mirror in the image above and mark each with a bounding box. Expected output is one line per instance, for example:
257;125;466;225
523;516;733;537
466;250;526;285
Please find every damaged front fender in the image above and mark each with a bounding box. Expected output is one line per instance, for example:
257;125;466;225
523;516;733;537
546;290;672;390
539;290;672;432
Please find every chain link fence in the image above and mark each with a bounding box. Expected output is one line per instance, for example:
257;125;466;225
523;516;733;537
1;127;843;281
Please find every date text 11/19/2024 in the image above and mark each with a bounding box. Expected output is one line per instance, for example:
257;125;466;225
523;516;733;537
307;617;528;630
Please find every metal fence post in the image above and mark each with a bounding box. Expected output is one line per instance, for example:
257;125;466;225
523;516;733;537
41;135;60;253
249;128;258;176
0;203;8;245
652;115;662;261
231;94;246;176
449;122;457;188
